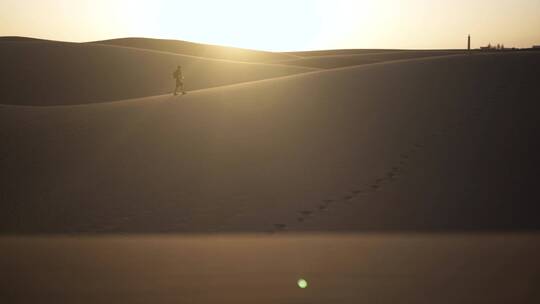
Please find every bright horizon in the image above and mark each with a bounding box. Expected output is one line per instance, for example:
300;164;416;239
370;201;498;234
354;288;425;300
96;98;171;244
1;0;539;51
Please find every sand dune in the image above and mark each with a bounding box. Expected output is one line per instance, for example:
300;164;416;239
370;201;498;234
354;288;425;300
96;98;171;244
278;50;467;69
1;52;539;234
284;48;407;57
0;36;56;43
93;37;300;63
0;40;315;106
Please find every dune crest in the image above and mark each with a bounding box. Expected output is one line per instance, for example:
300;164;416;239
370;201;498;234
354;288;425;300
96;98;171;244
92;37;301;63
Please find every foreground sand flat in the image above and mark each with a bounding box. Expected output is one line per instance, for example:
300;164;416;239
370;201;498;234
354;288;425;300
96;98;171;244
2;234;539;303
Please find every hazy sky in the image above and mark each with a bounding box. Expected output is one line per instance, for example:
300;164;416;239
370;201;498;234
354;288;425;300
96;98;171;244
1;0;539;51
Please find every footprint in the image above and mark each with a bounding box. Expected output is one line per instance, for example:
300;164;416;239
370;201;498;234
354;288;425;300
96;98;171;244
343;195;353;201
299;210;313;216
318;205;328;211
371;184;380;190
273;223;287;230
352;190;364;194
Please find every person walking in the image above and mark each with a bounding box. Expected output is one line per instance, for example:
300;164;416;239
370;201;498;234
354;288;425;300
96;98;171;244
173;65;186;96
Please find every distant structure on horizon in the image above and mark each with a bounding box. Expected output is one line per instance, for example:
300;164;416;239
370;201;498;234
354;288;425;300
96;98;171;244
480;43;515;51
468;35;471;51
533;45;540;49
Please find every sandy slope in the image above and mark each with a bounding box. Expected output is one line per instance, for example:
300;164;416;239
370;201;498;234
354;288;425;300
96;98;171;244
1;52;539;234
93;37;300;62
277;50;467;69
0;41;315;106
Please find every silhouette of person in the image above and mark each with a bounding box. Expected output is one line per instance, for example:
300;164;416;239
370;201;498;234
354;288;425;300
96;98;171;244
173;65;185;96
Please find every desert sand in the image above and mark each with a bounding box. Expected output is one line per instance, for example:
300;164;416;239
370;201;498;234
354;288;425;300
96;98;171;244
1;51;539;233
284;48;404;57
277;50;466;69
2;234;540;304
1;38;540;303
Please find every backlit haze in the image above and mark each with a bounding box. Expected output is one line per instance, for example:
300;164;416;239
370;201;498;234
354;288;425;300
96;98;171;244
1;0;539;51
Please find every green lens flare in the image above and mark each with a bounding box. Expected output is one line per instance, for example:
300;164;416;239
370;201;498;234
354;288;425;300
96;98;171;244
297;278;308;289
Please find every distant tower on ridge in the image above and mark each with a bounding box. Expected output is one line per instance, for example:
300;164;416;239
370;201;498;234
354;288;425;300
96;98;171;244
468;34;471;51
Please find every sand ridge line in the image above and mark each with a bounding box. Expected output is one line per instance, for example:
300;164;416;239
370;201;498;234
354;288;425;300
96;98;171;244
89;42;319;69
91;37;304;61
178;53;471;95
0;53;473;109
274;50;456;63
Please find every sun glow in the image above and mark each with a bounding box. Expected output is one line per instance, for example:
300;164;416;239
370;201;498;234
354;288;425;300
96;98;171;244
1;0;539;51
